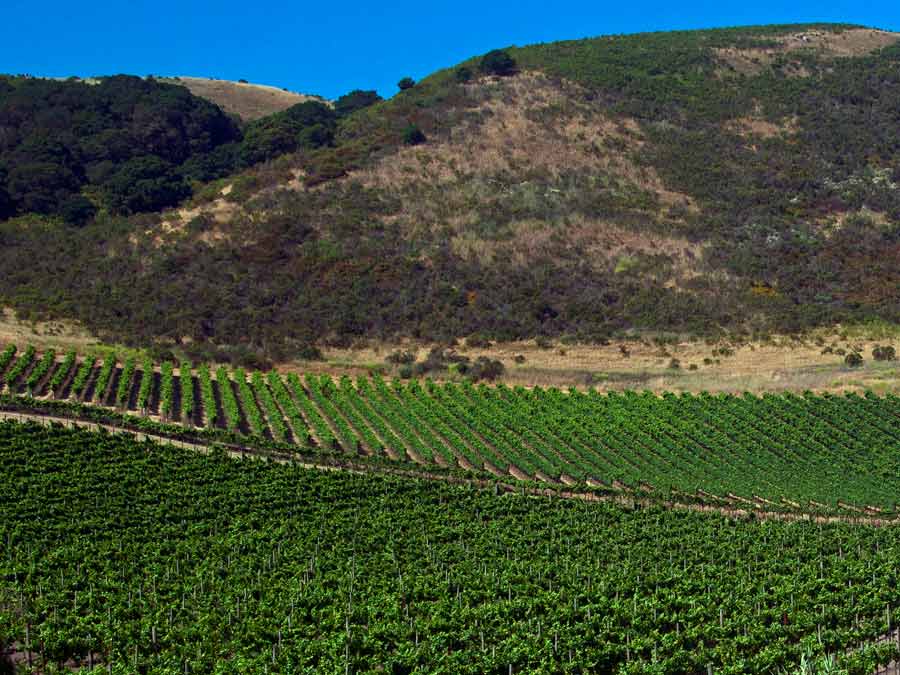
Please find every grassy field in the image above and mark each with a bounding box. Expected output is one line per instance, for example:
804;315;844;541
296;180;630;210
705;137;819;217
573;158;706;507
288;330;900;394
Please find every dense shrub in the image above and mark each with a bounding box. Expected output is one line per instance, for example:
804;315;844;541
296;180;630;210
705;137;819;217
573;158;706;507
479;49;517;76
103;156;191;214
455;66;473;83
397;77;415;90
872;345;896;361
239;100;337;166
334;89;382;118
58;194;96;225
386;350;416;365
844;352;864;368
402;125;426;146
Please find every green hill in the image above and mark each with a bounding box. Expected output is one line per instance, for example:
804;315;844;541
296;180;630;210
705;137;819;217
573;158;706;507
1;23;899;360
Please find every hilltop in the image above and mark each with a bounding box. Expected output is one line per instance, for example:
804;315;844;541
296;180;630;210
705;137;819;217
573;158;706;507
160;76;327;120
0;23;899;363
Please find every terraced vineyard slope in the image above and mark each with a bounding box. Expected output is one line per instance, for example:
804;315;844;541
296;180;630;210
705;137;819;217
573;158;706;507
1;343;898;513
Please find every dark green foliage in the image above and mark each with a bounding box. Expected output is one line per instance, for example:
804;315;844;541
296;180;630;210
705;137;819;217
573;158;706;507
397;76;415;90
479;49;517;76
455;66;473;83
57;194;96;225
334;89;382;117
0;183;11;219
402;123;426;145
0;75;242;220
238;100;337;166
103;156;191;214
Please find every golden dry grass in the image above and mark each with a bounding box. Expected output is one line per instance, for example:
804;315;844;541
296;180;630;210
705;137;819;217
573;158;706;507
0;307;101;352
288;332;900;395
726;114;798;141
164;77;326;121
342;72;699;276
714;28;900;76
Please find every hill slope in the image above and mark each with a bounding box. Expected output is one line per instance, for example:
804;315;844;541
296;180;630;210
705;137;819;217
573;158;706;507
161;76;327;120
0;24;899;359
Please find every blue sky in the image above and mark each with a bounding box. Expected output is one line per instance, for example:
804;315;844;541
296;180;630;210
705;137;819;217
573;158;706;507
3;0;899;99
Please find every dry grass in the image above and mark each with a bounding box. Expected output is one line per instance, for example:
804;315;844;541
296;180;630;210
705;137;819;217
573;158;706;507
164;77;326;121
287;332;900;395
714;28;900;76
343;71;699;275
726;114;798;141
0;307;101;352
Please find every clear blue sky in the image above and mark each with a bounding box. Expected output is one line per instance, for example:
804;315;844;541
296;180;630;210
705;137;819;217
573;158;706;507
3;0;899;100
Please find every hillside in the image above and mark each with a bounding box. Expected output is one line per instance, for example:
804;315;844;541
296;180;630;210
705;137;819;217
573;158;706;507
161;76;327;120
0;23;899;361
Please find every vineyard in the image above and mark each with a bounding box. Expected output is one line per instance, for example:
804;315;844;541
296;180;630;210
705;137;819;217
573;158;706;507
0;343;899;512
1;421;900;673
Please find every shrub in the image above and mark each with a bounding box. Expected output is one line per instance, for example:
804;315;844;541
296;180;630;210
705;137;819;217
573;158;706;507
402;124;426;146
334;89;382;118
297;344;324;361
513;354;526;364
872;345;896;361
470;356;505;381
386;350;416;365
479;49;517;77
455;66;473;83
535;336;553;349
397;77;415;90
844;352;863;368
668;358;681;370
466;334;492;348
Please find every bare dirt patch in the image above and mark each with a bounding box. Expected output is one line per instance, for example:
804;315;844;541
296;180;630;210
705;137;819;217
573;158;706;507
164;77;327;121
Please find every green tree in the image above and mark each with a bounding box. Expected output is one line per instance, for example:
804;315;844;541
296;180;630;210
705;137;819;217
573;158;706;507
334;89;382;117
397;77;415;90
103;156;190;214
